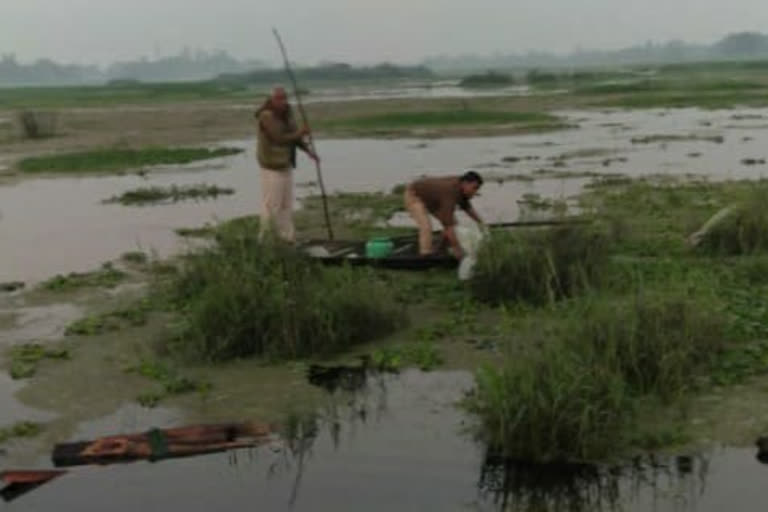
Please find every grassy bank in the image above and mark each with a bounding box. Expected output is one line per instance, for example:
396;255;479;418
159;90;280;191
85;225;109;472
41;262;126;291
13;173;768;468
317;110;570;136
459;72;516;88
465;178;768;462
17;147;243;174
0;421;42;444
523;62;768;109
581;76;768;109
601;90;768;109
470;224;611;305
0;82;257;109
160;228;405;361
104;184;234;206
470;287;728;462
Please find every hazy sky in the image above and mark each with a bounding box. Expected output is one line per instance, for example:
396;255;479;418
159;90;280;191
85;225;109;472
2;0;768;66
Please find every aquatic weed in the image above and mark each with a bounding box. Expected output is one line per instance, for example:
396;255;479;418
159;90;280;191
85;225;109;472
468;287;729;461
470;225;610;305
163;229;405;361
8;343;70;379
126;358;210;408
0;421;42;444
42;263;126;292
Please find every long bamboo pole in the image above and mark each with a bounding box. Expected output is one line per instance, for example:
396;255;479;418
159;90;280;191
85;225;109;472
272;28;334;240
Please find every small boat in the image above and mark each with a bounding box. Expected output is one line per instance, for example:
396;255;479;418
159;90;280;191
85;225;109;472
300;219;590;270
1;470;67;502
52;422;273;468
301;235;457;270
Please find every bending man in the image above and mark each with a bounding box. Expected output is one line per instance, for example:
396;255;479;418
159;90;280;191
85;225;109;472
255;86;318;242
404;171;484;259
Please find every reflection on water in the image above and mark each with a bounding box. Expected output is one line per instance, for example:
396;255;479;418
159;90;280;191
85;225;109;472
263;369;745;512
4;367;768;511
235;368;727;512
477;452;715;512
7;107;768;509
479;454;624;512
306;358;371;394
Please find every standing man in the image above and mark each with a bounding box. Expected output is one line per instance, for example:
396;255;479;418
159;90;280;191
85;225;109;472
404;171;485;259
255;86;318;243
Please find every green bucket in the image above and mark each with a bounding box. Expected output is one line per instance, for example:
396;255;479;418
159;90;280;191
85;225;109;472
365;237;394;259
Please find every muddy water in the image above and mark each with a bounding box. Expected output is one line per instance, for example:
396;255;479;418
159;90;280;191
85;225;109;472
4;107;768;284
0;372;54;426
4;106;768;509
301;80;536;103
0;303;80;343
3;369;768;511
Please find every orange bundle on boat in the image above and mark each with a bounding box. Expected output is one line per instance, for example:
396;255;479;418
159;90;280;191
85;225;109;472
52;422;273;467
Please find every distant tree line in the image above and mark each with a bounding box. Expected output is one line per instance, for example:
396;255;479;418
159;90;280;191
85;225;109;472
108;48;266;83
424;32;768;73
0;54;102;86
0;49;267;86
0;51;433;87
215;62;434;85
5;31;768;86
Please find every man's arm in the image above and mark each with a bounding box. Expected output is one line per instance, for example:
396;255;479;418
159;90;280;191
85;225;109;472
260;111;307;144
465;205;484;226
296;139;319;162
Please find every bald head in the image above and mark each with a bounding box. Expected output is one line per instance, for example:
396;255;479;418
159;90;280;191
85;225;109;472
271;86;288;113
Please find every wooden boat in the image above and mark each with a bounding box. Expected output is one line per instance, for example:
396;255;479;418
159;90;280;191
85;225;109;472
52;422;273;468
301;236;457;270
300;219;590;270
1;470;67;502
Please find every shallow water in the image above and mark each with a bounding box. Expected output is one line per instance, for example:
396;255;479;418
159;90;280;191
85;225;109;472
4;106;768;509
301;80;536;103
0;303;81;344
2;369;768;511
4;107;768;284
0;372;54;427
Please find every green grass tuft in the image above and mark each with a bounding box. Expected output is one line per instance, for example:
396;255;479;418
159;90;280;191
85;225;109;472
121;251;149;265
694;183;768;255
174;226;216;238
160;228;405;362
470;225;610;305
470;340;629;462
467;288;729;462
41;263;126;292
18;147;243;174
8;343;70;379
459;72;515;88
125;358;210;408
370;342;443;372
105;184;234;206
320;111;562;131
65;298;152;336
0;421;42;443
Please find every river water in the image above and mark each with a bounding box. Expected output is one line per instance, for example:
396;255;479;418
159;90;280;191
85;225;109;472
3;368;768;511
3;106;768;510
3;107;768;284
